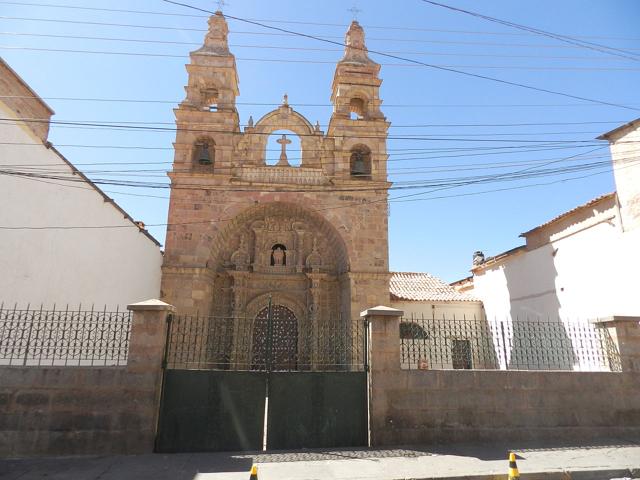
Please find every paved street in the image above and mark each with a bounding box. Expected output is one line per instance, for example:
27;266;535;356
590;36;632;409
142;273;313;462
1;439;639;480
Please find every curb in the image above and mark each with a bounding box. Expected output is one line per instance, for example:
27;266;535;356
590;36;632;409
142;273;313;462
400;468;639;480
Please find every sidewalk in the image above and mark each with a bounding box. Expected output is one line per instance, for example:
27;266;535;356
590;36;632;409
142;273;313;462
1;438;639;480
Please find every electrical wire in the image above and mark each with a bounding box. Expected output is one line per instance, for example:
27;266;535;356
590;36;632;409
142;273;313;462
3;15;640;51
419;0;640;62
2;94;636;109
0;117;621;144
158;0;640;112
1;151;618;171
0;115;627;128
2;31;639;62
1;149;626;192
1;1;638;41
5;152;624;176
6;45;640;72
3;0;640;44
3;153;633;231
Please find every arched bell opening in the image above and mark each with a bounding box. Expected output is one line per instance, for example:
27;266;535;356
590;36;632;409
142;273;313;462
350;144;372;179
349;97;367;120
193;137;216;167
201;87;219;111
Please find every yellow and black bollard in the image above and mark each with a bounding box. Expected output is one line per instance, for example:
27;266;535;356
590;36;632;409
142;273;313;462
249;465;258;480
508;452;520;480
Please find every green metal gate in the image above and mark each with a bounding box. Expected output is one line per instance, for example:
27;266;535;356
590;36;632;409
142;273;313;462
267;371;367;450
156;303;368;453
156;370;266;453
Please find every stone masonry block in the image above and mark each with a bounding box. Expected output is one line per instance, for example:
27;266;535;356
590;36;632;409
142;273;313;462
15;392;50;407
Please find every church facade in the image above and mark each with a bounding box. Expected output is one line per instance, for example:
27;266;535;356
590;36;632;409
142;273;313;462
161;12;391;327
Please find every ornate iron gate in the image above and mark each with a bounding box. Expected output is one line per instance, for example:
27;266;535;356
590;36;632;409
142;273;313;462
156;302;368;453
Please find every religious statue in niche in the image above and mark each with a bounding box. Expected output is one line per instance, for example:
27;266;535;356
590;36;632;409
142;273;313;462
270;244;287;266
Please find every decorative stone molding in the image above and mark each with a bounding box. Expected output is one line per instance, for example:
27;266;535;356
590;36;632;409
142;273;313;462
233;166;329;185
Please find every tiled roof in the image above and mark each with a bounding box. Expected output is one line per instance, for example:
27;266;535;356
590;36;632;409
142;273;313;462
520;192;616;237
390;272;480;302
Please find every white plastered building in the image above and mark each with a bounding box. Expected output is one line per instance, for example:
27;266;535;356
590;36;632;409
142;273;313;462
0;58;163;309
457;118;640;321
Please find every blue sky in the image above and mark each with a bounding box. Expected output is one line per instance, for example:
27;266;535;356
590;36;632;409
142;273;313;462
2;0;639;281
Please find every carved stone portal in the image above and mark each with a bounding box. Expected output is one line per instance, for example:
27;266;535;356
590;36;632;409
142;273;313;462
213;206;345;327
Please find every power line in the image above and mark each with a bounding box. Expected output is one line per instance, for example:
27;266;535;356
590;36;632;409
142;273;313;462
420;0;640;62
160;1;640;112
7;151;622;176
3;148;632;230
1;114;627;129
2;1;639;41
392;169;614;204
3;152;618;176
1;151;625;192
2;32;638;62
2;142;602;160
0;117;617;143
3;161;628;214
16;122;606;137
2;151;617;170
6;45;640;72
3;15;640;51
0;117;610;142
2;94;636;109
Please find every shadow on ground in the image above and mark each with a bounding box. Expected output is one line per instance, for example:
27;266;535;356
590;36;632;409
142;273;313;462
1;437;638;480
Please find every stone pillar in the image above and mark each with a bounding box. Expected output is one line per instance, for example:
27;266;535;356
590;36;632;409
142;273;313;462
594;316;640;372
361;305;403;446
126;299;175;452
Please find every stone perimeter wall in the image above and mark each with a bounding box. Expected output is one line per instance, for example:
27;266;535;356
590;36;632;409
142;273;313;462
0;300;172;458
0;367;160;457
372;369;640;445
367;310;640;447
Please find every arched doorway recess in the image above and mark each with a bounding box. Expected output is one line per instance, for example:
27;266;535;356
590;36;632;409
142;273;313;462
251;304;299;371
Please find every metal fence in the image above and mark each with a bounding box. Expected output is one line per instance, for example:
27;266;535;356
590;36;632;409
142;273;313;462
400;315;621;372
0;304;132;367
165;313;367;372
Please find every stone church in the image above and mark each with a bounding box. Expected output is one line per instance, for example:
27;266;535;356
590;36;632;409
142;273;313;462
161;12;392;327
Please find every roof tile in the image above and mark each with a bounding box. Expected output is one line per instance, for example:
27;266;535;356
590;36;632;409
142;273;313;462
390;272;479;302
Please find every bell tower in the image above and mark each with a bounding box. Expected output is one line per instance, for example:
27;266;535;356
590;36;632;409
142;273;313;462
172;11;239;175
328;21;389;182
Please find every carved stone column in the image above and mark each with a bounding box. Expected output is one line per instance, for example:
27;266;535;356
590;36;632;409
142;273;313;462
295;229;306;273
307;272;325;369
229;270;250;369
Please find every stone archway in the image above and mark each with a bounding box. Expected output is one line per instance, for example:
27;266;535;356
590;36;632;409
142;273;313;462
202;201;351;327
207;201;350;274
237;104;323;168
251;304;299;371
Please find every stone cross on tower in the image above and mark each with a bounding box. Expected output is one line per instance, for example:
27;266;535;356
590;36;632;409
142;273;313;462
276;134;292;166
348;5;362;20
216;0;227;12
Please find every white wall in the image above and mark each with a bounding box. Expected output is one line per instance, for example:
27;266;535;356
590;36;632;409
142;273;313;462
0;102;163;309
391;300;490;370
472;207;640;320
610;125;640;231
391;300;484;320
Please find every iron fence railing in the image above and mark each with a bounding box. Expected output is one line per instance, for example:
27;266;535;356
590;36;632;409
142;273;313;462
165;313;367;372
400;315;621;372
0;304;132;367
